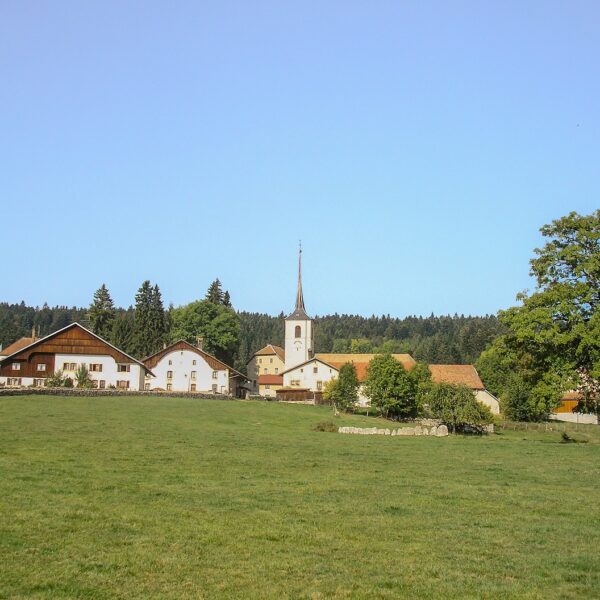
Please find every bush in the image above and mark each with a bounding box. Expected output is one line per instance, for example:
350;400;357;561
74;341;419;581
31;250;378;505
313;421;338;433
45;370;65;387
63;377;74;388
323;362;359;412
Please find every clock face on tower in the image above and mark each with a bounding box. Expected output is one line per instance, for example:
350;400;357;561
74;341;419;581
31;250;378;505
294;340;302;349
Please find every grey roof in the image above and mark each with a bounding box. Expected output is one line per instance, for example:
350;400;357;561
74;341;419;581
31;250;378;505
286;246;311;320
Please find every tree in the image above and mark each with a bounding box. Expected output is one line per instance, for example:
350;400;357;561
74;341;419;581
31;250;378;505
131;281;168;358
111;312;135;355
480;210;600;420
323;362;359;412
149;284;168;350
170;299;240;365
205;279;224;304
88;284;115;340
75;364;94;388
425;382;494;433
223;291;232;308
46;370;65;387
363;354;429;419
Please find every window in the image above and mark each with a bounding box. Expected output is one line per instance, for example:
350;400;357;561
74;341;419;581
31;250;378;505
190;384;196;392
167;383;172;391
295;325;301;338
313;366;318;374
33;379;45;387
300;368;303;373
89;364;102;372
62;362;76;371
317;381;323;391
191;371;196;380
36;363;46;372
212;384;218;393
275;368;278;374
144;383;150;390
117;364;130;372
265;384;270;390
117;380;130;389
258;358;262;364
291;380;300;387
263;368;267;374
167;371;173;379
12;362;21;371
99;380;105;389
7;378;21;386
212;371;218;379
91;380;98;388
168;360;172;365
192;360;196;366
270;358;273;363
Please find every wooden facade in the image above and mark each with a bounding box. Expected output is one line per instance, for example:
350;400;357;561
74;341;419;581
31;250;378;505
0;323;138;378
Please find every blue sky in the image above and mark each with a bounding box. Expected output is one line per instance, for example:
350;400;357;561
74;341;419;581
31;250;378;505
1;1;598;317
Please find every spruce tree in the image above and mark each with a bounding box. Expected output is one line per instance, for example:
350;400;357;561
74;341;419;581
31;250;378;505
111;312;134;355
205;279;224;304
149;284;168;353
88;284;115;340
223;290;232;308
132;280;154;357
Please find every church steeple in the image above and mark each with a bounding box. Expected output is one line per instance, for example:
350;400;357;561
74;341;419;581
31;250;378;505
286;242;310;320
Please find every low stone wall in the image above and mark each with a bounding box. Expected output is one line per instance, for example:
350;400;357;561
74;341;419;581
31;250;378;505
338;425;449;437
0;388;235;400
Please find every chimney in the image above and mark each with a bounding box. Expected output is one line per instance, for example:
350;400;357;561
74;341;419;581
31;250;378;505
196;336;204;350
31;325;37;341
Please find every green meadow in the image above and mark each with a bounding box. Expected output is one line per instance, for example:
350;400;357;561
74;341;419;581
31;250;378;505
1;396;599;599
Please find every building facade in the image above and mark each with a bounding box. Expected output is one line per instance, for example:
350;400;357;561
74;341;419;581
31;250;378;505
0;322;150;390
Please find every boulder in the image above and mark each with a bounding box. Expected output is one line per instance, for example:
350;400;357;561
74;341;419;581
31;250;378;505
429;425;437;436
436;424;449;437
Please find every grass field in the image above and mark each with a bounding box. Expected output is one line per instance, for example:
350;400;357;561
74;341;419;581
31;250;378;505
1;396;599;599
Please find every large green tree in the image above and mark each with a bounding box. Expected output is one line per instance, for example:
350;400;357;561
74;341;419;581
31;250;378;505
170;299;240;365
132;281;167;358
363;355;430;419
87;284;115;340
477;210;599;420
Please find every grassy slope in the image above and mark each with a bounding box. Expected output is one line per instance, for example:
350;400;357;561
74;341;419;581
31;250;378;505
0;397;599;599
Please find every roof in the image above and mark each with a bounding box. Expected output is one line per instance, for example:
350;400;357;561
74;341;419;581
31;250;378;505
0;323;153;374
143;340;246;379
315;353;417;382
428;364;485;390
280;356;339;376
0;337;36;356
250;344;285;362
258;374;284;385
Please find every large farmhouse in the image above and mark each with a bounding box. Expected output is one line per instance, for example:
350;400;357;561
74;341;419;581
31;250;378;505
142;340;246;396
0;322;151;390
247;248;499;412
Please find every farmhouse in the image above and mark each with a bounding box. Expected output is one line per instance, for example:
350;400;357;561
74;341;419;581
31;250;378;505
142;340;246;396
246;344;285;397
0;322;151;389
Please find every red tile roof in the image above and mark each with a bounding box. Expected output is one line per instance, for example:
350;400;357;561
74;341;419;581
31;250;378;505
428;364;484;390
314;353;416;383
252;344;285;361
0;337;36;356
258;374;284;385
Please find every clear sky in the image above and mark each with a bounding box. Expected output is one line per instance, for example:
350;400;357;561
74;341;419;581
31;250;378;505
1;1;598;317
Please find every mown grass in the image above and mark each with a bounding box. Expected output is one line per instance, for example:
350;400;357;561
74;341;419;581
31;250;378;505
1;396;599;599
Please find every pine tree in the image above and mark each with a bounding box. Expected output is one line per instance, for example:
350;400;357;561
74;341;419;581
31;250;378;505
149;284;168;353
132;281;154;357
111;312;134;355
205;279;224;304
223;290;232;308
88;284;115;340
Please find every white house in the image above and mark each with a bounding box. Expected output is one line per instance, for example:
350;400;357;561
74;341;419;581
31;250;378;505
0;322;151;390
142;340;246;396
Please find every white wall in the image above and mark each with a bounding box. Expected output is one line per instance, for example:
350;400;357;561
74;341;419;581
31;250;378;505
282;359;337;392
55;354;144;390
146;349;229;393
475;390;500;415
284;318;313;370
550;413;598;425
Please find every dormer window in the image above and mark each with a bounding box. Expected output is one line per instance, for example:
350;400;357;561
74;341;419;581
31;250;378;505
295;325;301;338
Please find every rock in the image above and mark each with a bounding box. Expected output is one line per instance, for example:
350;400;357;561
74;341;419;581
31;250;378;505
436;424;449;437
429;426;437;436
413;425;423;436
385;429;391;435
391;429;397;436
399;428;414;436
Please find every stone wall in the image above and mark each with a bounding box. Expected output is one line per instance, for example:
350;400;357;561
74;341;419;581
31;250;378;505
338;425;449;437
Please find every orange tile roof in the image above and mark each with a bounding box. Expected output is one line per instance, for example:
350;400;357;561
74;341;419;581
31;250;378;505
428;364;484;390
253;344;285;361
314;353;416;383
258;374;284;385
0;337;36;356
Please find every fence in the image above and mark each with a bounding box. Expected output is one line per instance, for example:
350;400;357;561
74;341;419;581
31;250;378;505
498;420;597;434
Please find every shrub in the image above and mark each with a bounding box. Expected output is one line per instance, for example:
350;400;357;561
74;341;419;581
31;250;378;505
313;421;338;433
45;370;65;387
63;377;74;388
75;364;94;388
323;362;359;412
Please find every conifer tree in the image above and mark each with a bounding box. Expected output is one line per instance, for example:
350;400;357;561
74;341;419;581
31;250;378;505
205;279;224;304
223;290;232;308
111;312;135;355
88;284;115;340
132;281;154;357
149;284;168;352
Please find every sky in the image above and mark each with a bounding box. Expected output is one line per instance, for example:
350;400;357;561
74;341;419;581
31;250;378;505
1;1;598;317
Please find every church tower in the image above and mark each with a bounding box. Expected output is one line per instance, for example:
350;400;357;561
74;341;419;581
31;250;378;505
284;245;314;370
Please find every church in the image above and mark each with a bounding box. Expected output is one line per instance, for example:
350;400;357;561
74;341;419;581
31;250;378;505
246;248;500;413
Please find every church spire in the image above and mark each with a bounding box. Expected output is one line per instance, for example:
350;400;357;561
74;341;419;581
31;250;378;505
286;242;310;320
